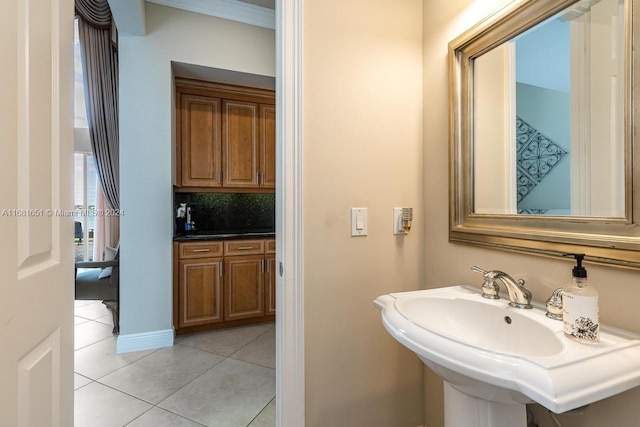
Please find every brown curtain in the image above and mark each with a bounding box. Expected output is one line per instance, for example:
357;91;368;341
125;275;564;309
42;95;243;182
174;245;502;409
76;0;119;214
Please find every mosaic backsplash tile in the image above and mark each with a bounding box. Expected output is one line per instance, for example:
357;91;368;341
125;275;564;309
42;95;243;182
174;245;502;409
174;192;275;235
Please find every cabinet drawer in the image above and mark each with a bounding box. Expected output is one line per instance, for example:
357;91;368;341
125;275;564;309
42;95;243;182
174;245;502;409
224;240;265;256
266;239;276;254
179;241;224;259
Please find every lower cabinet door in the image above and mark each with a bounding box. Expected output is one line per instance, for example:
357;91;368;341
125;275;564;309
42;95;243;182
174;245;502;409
224;255;265;320
178;258;223;328
265;255;276;315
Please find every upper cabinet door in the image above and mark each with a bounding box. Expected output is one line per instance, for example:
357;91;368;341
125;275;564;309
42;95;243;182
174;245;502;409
179;94;222;187
175;80;275;191
260;104;277;189
222;100;259;188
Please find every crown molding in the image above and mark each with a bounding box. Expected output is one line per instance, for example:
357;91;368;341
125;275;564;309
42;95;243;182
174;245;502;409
147;0;275;29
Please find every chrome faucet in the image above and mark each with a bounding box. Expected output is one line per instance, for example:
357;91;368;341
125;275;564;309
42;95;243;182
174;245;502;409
471;266;533;309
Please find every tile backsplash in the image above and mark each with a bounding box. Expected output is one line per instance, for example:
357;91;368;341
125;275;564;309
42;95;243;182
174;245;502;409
174;192;275;235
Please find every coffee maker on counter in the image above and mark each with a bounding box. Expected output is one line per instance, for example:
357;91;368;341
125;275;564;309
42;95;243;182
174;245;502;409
175;203;196;233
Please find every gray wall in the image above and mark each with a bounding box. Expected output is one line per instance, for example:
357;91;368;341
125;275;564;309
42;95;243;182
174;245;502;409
118;4;274;338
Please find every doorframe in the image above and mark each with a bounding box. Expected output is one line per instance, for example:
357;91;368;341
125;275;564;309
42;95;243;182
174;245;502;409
275;0;305;426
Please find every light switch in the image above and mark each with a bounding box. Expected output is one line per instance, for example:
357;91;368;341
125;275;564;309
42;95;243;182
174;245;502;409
351;208;368;236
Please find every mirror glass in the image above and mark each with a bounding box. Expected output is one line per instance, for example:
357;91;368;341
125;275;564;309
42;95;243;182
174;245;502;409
473;0;625;217
449;0;640;269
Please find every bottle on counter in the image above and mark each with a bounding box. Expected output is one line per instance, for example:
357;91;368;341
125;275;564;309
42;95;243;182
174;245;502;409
562;253;599;344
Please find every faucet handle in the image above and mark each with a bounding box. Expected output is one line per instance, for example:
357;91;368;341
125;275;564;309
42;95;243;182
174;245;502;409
481;279;500;300
471;266;502;279
545;288;564;320
472;266;500;300
471;266;488;275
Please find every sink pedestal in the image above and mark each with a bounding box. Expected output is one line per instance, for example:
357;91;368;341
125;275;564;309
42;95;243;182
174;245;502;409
444;382;526;427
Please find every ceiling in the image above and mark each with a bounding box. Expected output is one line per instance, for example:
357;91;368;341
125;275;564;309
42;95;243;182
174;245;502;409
238;0;275;9
109;0;276;35
149;0;275;29
108;0;276;87
172;62;275;90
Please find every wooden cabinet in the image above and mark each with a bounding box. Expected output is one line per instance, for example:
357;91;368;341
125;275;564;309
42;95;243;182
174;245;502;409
175;79;275;191
260;105;276;189
178;258;223;328
224;255;264;320
176;242;224;328
224;239;264;255
223;238;273;321
220;100;275;189
265;254;276;315
178;241;223;259
223;100;259;188
179;95;222;188
175;238;276;334
265;238;276;315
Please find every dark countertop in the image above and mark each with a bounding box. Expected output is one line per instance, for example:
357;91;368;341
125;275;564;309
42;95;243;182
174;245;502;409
173;231;275;242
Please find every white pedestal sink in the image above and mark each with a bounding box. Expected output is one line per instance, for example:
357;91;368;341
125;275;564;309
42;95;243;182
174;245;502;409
374;286;640;427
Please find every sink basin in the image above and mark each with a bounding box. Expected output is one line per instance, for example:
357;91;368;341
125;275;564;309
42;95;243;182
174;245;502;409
375;285;640;424
396;295;563;357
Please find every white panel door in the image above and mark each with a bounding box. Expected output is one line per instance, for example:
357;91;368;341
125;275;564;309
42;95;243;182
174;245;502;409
0;1;75;426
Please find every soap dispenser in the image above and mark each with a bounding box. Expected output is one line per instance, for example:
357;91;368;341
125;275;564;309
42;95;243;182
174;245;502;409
562;253;599;343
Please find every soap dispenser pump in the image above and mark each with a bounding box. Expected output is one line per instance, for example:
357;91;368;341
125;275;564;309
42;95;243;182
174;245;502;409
562;253;599;343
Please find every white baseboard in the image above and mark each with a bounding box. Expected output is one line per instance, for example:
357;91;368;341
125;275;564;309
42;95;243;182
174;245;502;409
116;328;174;353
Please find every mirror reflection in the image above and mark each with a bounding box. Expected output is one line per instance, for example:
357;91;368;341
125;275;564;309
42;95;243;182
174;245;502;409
473;0;625;217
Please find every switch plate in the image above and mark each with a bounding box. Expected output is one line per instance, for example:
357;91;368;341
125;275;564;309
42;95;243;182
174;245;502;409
351;208;368;236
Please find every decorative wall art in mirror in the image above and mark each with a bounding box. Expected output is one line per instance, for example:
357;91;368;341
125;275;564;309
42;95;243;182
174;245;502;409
449;0;640;268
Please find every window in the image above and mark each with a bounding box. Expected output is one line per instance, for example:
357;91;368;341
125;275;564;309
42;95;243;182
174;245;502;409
74;17;98;261
74;18;88;129
74;153;98;261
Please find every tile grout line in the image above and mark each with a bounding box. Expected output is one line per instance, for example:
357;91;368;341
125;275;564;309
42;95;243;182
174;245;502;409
144;350;273;426
228;355;276;371
228;324;275;370
105;344;228;404
174;322;274;359
131;352;231;427
245;395;276;427
122;404;208;427
75;312;276;427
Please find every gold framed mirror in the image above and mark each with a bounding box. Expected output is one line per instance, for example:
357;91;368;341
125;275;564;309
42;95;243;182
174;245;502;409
449;0;640;268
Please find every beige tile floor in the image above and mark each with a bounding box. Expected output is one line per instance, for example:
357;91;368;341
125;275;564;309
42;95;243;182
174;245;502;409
74;300;275;427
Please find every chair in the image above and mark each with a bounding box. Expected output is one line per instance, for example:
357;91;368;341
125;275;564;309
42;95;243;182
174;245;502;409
75;245;120;334
74;221;83;244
